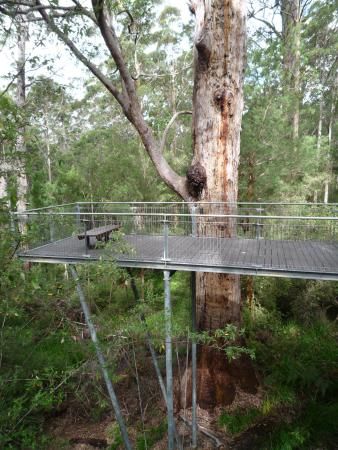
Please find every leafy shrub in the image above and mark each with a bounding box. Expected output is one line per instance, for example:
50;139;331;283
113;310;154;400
244;305;338;449
219;408;260;434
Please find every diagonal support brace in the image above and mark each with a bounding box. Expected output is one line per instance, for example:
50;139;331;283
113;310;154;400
69;265;132;450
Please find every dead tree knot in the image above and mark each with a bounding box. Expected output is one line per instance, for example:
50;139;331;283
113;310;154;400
213;89;225;109
187;162;207;198
213;89;234;115
196;32;211;69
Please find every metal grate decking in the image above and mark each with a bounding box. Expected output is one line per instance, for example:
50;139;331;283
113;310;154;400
17;234;338;281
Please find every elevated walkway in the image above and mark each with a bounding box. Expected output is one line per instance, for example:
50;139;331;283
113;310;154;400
15;202;338;281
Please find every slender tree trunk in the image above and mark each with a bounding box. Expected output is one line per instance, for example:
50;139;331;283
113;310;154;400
0;144;8;201
185;0;257;410
281;0;301;145
0;175;7;200
317;95;323;156
324;77;337;202
170;62;178;156
15;17;28;216
44;113;52;183
324;180;329;204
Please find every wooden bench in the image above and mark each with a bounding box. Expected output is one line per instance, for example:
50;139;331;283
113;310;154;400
78;224;121;249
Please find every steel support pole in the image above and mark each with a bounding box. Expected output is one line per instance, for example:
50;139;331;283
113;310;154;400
191;271;197;448
190;205;198;448
164;270;175;450
128;271;181;450
69;266;132;450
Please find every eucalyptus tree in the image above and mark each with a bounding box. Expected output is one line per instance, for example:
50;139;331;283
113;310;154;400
0;0;250;408
249;0;313;147
27;77;71;184
0;9;29;212
244;0;337;203
303;0;337;202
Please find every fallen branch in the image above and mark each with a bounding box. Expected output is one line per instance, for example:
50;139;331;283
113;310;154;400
179;414;226;449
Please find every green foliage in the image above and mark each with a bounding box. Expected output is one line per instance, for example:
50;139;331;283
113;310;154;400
251;277;338;323
0;95;19;144
136;421;167;450
219;302;337;448
107;423;123;450
219;408;260;435
194;325;255;361
243;300;338;448
261;398;338;450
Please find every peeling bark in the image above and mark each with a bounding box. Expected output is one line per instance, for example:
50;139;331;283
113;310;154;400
192;0;246;329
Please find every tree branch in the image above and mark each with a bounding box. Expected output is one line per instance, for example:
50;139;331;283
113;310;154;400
91;0;137;104
160;111;192;154
300;0;312;20
90;0;189;199
248;10;282;39
34;0;126;109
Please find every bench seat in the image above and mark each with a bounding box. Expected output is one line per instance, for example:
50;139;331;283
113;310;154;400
78;224;121;249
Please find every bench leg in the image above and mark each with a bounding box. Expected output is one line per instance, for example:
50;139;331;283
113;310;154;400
85;235;90;250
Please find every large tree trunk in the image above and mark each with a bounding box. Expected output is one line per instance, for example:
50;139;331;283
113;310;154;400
186;0;257;409
191;0;246;324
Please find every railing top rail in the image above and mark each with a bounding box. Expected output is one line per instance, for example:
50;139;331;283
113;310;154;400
13;211;338;221
15;201;338;214
62;201;338;206
15;203;77;213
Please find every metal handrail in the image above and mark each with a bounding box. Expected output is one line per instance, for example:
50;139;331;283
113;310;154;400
16;201;338;214
13;211;338;220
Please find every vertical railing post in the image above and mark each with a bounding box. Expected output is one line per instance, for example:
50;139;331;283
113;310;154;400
90;199;95;228
191;205;197;237
255;205;263;239
164;270;175;450
75;202;81;229
163;215;169;261
9;211;16;234
9;211;18;251
49;208;55;242
69;266;133;450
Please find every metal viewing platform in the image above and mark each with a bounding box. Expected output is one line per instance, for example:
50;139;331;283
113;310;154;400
14;202;338;281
